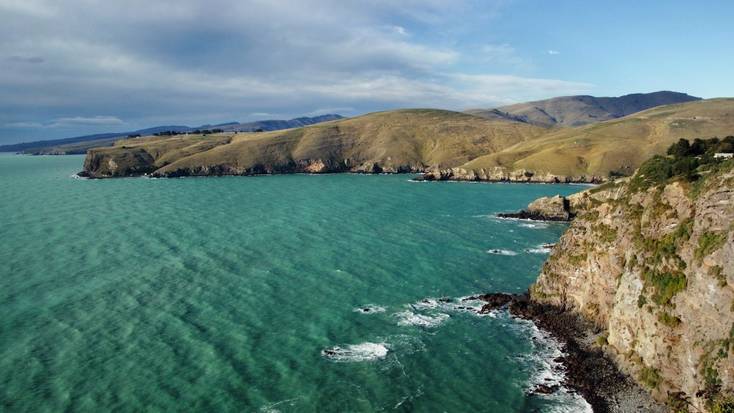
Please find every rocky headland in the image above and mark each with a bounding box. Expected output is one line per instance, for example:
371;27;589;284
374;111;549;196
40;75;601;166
505;141;734;412
497;194;578;221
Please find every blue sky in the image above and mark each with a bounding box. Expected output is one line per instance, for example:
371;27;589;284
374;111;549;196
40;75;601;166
1;0;732;144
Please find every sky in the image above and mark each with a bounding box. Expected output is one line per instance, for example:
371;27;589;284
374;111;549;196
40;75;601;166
1;0;733;144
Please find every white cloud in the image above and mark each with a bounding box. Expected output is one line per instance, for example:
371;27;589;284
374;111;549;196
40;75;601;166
547;50;560;55
0;0;593;141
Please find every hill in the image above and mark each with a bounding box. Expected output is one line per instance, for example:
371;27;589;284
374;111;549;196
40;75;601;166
466;91;700;127
0;115;343;155
433;98;734;181
80;109;546;178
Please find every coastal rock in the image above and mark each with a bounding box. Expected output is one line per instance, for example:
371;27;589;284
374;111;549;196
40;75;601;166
498;195;575;221
530;165;734;411
466;293;514;313
469;293;664;412
419;166;604;184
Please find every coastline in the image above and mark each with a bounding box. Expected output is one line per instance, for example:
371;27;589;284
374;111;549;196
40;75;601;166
77;167;607;184
473;293;666;413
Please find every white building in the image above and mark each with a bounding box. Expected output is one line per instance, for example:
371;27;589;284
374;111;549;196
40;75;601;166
714;153;734;159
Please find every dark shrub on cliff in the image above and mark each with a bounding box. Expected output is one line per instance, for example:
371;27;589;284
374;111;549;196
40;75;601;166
632;137;733;192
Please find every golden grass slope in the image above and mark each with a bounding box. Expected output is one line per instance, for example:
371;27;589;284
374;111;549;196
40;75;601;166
83;109;547;177
461;98;734;178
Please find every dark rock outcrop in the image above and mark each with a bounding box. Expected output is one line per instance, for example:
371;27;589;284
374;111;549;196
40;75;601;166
498;195;575;221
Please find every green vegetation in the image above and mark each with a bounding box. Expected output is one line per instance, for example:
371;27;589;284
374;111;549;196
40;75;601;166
658;311;682;328
642;270;687;306
666;392;690;413
595;334;608;347
710;266;727;287
710;397;734;413
640;366;662;389
593;223;618;243
696;232;727;262
567;252;588;266
637;218;692;269
630;136;734;193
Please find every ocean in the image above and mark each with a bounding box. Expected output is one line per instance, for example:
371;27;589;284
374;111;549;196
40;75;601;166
0;154;589;412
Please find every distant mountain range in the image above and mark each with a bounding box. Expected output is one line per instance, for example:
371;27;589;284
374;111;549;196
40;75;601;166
0;114;344;154
465;91;700;127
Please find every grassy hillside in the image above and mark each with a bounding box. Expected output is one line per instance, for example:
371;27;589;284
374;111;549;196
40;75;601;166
461;98;734;178
2;115;343;155
466;91;700;127
82;109;546;177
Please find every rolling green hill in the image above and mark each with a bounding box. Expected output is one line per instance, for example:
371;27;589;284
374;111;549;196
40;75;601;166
459;98;734;178
81;98;734;181
81;109;546;177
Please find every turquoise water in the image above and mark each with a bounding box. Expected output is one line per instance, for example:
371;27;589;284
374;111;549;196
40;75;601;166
0;154;587;412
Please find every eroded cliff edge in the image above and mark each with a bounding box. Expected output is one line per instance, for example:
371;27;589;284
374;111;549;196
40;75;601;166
530;156;734;411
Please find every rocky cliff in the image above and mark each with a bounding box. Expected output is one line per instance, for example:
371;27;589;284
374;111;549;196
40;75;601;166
530;156;734;411
418;166;604;184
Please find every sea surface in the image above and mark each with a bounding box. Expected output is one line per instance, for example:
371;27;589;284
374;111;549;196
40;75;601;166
0;154;589;412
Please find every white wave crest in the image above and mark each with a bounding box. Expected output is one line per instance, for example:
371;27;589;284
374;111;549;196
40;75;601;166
519;222;549;229
321;342;389;362
486;249;518;256
395;310;449;328
353;305;386;314
513;318;593;412
525;243;556;254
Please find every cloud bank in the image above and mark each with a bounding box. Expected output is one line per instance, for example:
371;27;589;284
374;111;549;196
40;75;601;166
0;0;592;142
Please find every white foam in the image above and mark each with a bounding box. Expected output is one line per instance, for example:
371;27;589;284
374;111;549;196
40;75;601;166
411;298;440;310
395;310;449;328
353;305;386;314
321;342;389;362
519;222;549;229
511;317;593;413
258;397;303;413
486;249;518;256
526;243;556;254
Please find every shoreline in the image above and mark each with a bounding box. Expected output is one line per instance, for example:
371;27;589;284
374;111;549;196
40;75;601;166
472;293;665;413
76;168;606;185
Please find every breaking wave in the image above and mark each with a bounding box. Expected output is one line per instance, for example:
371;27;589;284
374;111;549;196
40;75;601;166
321;342;390;362
486;249;518;256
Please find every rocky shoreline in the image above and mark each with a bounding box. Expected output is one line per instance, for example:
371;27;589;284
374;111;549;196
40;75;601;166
416;166;604;184
470;293;665;413
497;194;577;221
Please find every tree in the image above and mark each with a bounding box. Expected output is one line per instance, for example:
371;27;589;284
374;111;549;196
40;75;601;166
667;138;691;158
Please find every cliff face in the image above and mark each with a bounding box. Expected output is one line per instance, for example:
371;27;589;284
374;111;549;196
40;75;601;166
531;162;734;411
420;166;604;183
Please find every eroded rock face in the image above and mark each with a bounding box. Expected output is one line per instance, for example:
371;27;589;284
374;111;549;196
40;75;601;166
531;168;734;411
80;147;156;177
528;195;572;220
420;166;604;184
497;194;577;221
